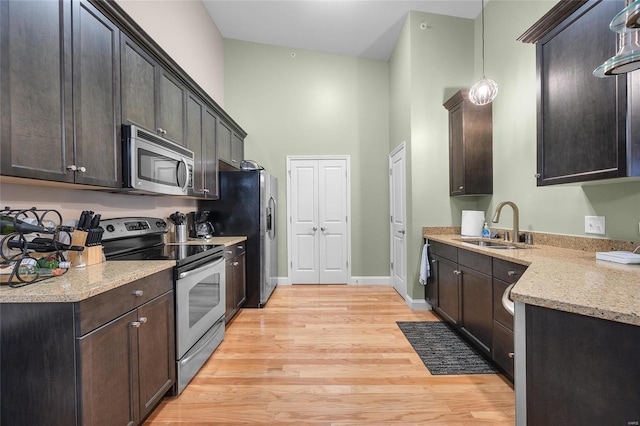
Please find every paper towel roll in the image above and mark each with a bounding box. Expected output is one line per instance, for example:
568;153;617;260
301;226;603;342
461;210;485;237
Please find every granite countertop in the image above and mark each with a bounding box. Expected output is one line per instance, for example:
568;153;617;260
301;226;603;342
166;236;247;247
0;236;248;304
0;260;175;304
423;233;640;327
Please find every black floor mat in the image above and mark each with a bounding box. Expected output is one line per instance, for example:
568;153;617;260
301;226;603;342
397;321;498;375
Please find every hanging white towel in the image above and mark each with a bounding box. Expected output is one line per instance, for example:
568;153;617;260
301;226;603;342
419;242;430;285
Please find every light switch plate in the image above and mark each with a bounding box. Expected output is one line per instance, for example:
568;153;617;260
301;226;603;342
585;216;605;235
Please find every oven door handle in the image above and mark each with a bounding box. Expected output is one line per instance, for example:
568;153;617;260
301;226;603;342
178;255;224;280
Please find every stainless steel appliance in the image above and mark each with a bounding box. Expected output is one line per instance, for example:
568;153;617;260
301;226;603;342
101;217;225;394
122;125;195;196
187;211;215;239
201;170;277;308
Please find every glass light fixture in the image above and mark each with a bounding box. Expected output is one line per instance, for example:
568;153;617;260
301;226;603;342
469;0;498;105
594;0;640;77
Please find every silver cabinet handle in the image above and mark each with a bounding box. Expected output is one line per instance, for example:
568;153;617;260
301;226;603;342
157;128;167;135
67;165;77;171
202;188;210;193
232;159;237;163
502;283;515;316
459;186;464;190
508;352;515;359
453;270;461;275
535;173;541;178
139;317;148;324
131;321;141;328
77;166;86;173
233;261;239;266
132;290;144;297
226;250;233;254
507;270;517;277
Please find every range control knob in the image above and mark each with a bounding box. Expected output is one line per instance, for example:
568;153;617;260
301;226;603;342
105;224;115;233
156;220;167;229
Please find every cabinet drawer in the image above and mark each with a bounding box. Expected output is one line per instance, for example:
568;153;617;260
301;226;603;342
493;258;527;283
493;278;514;330
75;268;173;336
492;320;514;381
458;248;491;275
430;241;457;262
224;242;246;259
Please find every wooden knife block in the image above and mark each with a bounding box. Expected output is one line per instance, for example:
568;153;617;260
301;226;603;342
67;230;103;267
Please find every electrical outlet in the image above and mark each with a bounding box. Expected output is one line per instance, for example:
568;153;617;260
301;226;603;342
585;216;605;235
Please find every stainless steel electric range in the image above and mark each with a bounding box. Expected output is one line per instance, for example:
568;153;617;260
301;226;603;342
101;217;226;394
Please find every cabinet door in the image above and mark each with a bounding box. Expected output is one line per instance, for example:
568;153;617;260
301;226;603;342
434;256;459;325
492;320;514;381
78;310;139;426
537;0;626;185
225;257;236;322
186;93;204;196
137;292;175;421
459;265;493;353
448;102;465;196
121;34;157;133
158;71;186;144
234;252;247;309
217;119;233;165
231;132;244;167
203;108;219;198
73;0;121;188
0;0;74;182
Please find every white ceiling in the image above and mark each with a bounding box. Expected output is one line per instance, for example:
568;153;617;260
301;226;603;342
202;1;483;61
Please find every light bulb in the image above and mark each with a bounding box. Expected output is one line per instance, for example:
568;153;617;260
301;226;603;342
469;78;498;105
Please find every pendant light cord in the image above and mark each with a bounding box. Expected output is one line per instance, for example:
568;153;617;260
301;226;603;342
481;0;486;79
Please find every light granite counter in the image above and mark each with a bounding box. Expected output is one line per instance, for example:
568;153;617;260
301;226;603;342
166;236;247;247
423;233;640;327
0;260;174;303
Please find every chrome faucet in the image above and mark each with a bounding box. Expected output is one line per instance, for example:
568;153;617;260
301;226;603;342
492;201;519;244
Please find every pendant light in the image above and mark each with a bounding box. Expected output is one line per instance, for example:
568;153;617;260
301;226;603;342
594;0;640;77
469;0;498;105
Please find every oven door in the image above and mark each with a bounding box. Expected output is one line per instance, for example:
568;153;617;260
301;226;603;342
175;255;225;359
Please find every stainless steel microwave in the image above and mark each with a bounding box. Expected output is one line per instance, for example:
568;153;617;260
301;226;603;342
122;125;194;196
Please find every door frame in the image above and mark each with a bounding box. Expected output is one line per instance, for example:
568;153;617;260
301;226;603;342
286;155;351;285
389;143;407;299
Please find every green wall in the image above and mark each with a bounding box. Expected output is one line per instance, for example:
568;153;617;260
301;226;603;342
224;1;640;296
223;40;390;278
479;0;640;241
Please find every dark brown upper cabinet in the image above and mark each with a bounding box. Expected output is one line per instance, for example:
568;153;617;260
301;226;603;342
523;0;640;185
185;92;219;199
443;90;493;196
121;33;186;145
218;119;245;170
0;0;121;188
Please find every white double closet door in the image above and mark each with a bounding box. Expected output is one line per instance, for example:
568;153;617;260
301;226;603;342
287;157;350;284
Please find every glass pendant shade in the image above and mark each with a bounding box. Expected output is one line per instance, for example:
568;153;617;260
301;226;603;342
469;78;498;105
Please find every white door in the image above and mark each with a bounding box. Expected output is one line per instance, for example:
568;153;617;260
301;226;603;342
390;144;407;299
288;157;350;284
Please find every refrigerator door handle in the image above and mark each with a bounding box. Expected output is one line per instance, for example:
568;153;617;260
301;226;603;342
269;197;277;240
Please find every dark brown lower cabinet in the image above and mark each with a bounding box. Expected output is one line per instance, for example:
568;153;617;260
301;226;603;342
225;242;247;323
0;270;175;425
427;240;526;382
526;304;640;425
434;256;459;325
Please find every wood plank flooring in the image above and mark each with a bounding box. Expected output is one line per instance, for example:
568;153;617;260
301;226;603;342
144;285;515;425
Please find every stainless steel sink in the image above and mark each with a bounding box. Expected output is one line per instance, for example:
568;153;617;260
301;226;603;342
464;240;522;249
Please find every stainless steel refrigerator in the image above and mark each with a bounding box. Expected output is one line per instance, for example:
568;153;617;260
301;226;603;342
201;170;277;308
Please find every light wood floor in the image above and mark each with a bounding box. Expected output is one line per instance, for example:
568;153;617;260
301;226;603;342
145;285;515;425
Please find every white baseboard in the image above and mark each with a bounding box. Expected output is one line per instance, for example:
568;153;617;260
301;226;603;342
405;293;432;311
278;276;391;285
349;276;390;285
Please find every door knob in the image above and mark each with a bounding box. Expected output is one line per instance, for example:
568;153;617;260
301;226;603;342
312;227;317;231
399;230;405;234
321;227;326;231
